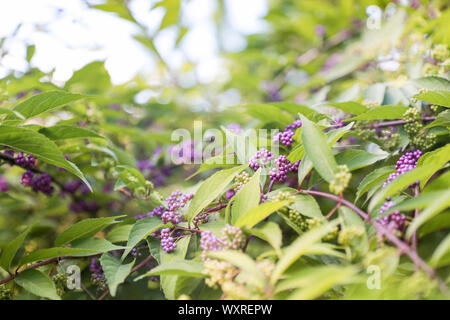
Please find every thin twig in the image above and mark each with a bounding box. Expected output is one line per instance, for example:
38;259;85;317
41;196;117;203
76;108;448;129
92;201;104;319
298;189;437;279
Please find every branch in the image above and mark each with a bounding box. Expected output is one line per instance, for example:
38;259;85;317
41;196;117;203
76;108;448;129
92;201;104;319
0;152;80;201
298;189;437;280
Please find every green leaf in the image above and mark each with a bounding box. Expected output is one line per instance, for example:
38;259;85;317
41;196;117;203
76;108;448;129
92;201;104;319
289;194;323;219
187;153;238;180
243;104;294;126
271;220;339;284
156;0;181;30
100;253;135;297
231;169;261;224
186;165;247;223
122;216;166;260
0;227;30;271
160;236;191;300
249;222;282;255
412;76;450;91
336;149;387;171
283;266;357;300
222;128;258;165
355;166;395;201
14;269;61;300
429;233;450;267
272;102;326;120
135;260;205;281
20;238;123;265
38;125;103;141
386;190;449;214
114;166;151;196
369;145;450;212
235;200;290;229
106;224;133;244
425;109;450;128
326;101;368;115
300;115;338;182
345;105;408;121
6;91;86;123
406;189;450;238
0;126;91;190
415;89;450;108
339;207;368;258
208;250;266;288
55;216;124;247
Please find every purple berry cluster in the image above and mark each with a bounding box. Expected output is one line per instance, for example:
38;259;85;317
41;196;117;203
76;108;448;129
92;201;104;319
200;230;221;261
273;119;302;146
200;225;244;261
249;148;274;171
193;212;209;228
269;155;292;182
20;170;54;196
135;190;193;253
90;257;107;291
14;152;36;169
162;190;193;224
160;228;177;253
135;205;165;219
383;150;423;188
376;201;406;232
274;130;295;146
137;156;171;188
0;176;8;192
69;200;99;213
31;173;54;195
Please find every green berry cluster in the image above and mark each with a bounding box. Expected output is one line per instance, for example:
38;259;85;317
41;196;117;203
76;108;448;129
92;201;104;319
329;165;351;195
402;108;436;150
305;217;338;240
272;191;295;202
403;108;422;135
91;274;107;292
431;44;449;62
411;133;437;150
234;171;250;193
256;260;275;279
362;100;380;109
288;211;338;240
52;273;68;297
204;259;236;288
378;130;400;152
430;105;439;113
338;226;365;246
0;284;13;300
288;209;309;231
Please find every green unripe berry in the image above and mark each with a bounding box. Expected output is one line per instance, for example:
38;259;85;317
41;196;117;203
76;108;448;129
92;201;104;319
338;226;364;246
431;44;449;61
329;165;351;195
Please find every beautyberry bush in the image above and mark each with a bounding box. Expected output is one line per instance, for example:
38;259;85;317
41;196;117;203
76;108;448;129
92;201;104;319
0;0;449;301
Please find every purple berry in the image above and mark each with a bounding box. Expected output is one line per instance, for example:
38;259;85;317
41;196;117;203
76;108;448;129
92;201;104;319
249;149;274;171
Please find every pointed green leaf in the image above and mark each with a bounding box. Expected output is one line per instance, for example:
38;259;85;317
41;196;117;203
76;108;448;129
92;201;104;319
55;216;124;247
186;165;248;223
14;269;61;300
0;227;30;271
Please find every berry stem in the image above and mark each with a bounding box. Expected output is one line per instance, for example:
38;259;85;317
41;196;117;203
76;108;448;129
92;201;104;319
369;116;435;128
298;189;441;284
412;186;420;253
